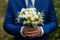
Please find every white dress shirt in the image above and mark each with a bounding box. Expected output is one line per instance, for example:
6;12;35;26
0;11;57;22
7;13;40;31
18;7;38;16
25;0;35;7
20;0;44;37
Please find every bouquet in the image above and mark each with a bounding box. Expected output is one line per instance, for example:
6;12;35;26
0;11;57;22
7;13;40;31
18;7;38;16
16;7;44;27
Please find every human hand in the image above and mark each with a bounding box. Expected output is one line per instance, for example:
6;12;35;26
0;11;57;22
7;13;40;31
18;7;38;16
22;26;42;38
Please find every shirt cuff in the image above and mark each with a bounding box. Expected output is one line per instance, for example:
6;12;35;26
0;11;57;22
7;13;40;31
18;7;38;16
20;26;26;37
39;26;44;36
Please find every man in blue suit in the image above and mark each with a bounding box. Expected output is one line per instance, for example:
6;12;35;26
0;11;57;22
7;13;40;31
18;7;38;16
4;0;57;40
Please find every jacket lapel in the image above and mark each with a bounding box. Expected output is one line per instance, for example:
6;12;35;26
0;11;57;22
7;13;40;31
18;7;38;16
34;0;43;12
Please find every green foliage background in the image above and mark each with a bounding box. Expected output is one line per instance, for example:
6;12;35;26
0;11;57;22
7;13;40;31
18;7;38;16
0;0;60;40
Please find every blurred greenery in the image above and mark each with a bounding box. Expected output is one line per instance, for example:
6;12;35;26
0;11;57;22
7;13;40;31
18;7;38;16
0;0;60;40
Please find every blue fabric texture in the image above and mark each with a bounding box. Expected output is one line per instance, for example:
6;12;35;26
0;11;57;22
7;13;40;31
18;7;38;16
3;0;57;40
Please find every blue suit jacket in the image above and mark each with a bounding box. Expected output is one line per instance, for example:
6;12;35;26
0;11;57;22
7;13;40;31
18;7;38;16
4;0;57;40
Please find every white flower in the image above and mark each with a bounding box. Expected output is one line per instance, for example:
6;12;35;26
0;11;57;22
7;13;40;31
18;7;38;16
25;11;29;15
29;8;36;11
21;8;26;12
31;17;35;21
38;12;41;15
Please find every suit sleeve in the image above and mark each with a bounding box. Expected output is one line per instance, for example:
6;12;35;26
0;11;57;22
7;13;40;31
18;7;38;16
3;0;22;37
42;0;57;35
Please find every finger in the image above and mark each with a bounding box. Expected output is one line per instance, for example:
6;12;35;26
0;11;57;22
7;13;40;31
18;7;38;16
25;31;38;35
25;33;38;37
27;28;35;31
24;27;35;31
25;31;40;38
29;33;40;38
25;33;40;38
26;27;36;30
25;31;38;36
28;29;35;31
